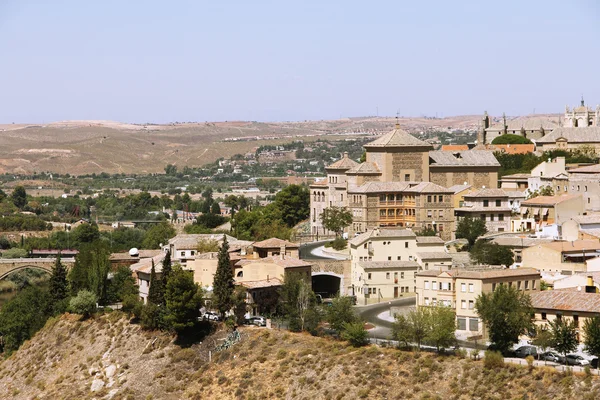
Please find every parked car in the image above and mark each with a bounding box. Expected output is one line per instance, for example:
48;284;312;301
203;312;220;321
540;352;564;363
245;316;266;326
565;354;589;366
515;346;538;358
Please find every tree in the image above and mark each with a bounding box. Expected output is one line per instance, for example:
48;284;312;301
164;164;177;175
327;295;358;333
67;241;111;302
455;217;488;248
49;254;69;311
273;184;310;227
426;306;457;352
164;265;203;331
491;134;533;145
71;222;100;245
341;321;369;347
69;290;98;318
279;273;320;332
147;260;163;305
532;325;553;363
197;239;220;253
160;250;172;296
475;284;533;354
583;316;600;362
470;240;514;266
11;185;27;209
106;265;138;304
212;237;234;318
549;318;578;362
391;308;432;351
210;202;221;215
233;286;248;325
392;314;412;348
527;186;555;199
416;227;437;237
320;206;352;237
142;222;176;249
122;294;143;319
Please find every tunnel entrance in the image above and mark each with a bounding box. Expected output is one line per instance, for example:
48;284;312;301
312;274;341;299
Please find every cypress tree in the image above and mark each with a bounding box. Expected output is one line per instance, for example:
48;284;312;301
49;254;69;304
212;237;234;318
148;260;163;305
161;250;172;287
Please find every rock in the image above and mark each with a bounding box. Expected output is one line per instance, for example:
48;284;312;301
90;378;105;392
106;389;119;400
88;368;99;376
105;365;117;378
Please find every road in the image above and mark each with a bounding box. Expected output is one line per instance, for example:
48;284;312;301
355;297;415;339
299;241;330;260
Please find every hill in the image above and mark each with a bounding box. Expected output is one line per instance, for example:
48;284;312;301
0;115;557;175
0;313;599;399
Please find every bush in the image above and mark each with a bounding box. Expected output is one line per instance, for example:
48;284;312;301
483;350;505;369
491;134;532;145
331;237;347;251
341;321;369;347
69;290;98;318
525;355;534;370
122;294;143;319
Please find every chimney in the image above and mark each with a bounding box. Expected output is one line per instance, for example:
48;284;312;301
280;244;286;260
586;276;596;293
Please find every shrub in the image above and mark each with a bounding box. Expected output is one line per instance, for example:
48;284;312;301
525;355;534;370
122;294;143;319
491;134;532;145
331;237;347;251
341;321;369;347
483;350;505;369
69;290;97;318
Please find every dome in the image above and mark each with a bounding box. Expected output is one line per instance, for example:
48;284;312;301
129;248;139;257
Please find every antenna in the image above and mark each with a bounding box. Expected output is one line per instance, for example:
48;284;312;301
395;111;400;129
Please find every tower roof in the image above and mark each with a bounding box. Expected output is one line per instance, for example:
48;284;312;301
325;151;360;170
364;125;432;149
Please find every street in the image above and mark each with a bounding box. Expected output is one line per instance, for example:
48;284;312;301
355;297;416;339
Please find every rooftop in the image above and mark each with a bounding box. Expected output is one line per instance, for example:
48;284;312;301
252;238;298;249
110;249;162;261
364;125;432;149
448;184;472;194
464;188;509;198
130;253;167;274
416;252;453;260
486;117;558;132
429;150;500;167
346;162;381;175
237;278;283;289
490;237;554;248
235;255;311;269
571;214;600;225
168;233;237;250
531;290;600;314
568;164;600;174
521;194;581;206
536;240;600;253
326;152;360;170
500;173;532;180
416;236;445;244
416;267;540;280
350;228;416;246
357;261;420;270
537;127;600;144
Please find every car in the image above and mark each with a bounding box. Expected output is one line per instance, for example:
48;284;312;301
515;345;538;358
565;354;590;366
245;316;266;326
541;351;564;363
203;312;220;321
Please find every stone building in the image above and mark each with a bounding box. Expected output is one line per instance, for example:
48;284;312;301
455;188;512;233
482;113;558;144
564;98;600;128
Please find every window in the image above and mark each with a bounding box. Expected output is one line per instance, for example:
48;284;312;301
468;283;474;293
401;287;405;293
405;242;409;248
480;214;486;221
386;272;390;279
541;312;547;320
424;297;430;306
525;280;529;289
394;272;398;279
439;210;444;218
432;281;438;290
364;243;367;249
439;195;443;202
517;281;521;290
532;280;537;290
439;224;444;232
427;210;432;218
432;298;437;306
180;251;185;257
469;318;479;332
483;200;489;207
490;214;495;221
427;195;432;202
468;300;474;309
461;283;466;292
388;256;392;261
401;272;404;279
367;273;372;280
492;283;496;292
191;251;195;256
498;214;504;221
405;174;410;181
397;256;401;260
424;281;430;289
585;186;588;192
236;271;243;277
495;199;501;207
457;318;467;330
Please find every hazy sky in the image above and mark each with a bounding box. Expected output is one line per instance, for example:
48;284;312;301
0;0;598;123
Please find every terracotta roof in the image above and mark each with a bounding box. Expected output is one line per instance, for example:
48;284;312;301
416;236;445;244
364;126;433;148
568;164;600;174
537;240;600;253
358;261;420;270
448;184;472;194
429;150;500;167
464;188;509;198
486;117;558;132
346;162;381;174
252;238;298;249
237;278;283;289
537;127;600;144
521;194;581;206
349;228;416;246
235;256;311;268
531;290;600;314
416;252;452;260
326;153;360;170
404;182;454;194
572;215;600;225
441;145;470;151
416;267;540;280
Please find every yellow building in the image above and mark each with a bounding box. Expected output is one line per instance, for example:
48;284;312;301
521;240;600;274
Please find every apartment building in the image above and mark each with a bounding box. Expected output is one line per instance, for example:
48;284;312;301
415;268;541;338
521;239;600;274
455;188;512;233
516;194;584;234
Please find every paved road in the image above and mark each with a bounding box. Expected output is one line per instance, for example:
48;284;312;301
355;297;416;339
299;241;330;260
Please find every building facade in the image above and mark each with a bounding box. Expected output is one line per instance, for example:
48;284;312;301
455;189;512;233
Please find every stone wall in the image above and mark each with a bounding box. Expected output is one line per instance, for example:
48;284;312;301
391;151;427;181
311;259;351;295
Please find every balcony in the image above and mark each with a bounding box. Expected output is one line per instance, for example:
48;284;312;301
379;200;415;206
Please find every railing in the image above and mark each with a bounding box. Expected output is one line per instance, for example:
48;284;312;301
379;201;416;206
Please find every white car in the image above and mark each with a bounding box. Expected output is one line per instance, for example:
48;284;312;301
203;312;220;321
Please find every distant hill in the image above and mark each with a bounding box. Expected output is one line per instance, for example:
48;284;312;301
0;115;557;175
0;313;597;399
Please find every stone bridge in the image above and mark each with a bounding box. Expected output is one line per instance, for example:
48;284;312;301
0;258;76;280
311;259;351;297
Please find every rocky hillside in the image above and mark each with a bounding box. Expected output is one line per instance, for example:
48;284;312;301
1;313;599;399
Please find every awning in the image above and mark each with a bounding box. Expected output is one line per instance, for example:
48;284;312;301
564;253;600;258
534;207;541;216
521;207;528;215
541;208;549;215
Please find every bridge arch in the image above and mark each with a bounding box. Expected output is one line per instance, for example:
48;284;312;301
0;264;53;281
311;271;344;298
0;258;75;281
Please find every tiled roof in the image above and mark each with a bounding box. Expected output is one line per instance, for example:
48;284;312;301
456;206;512;212
349;228;416;246
404;182;454;194
521;194;581;206
235;256;311;268
448;184;472;194
537;240;600;253
416;267;540;280
358;261;420;270
441;145;470;151
500;173;532;180
416;236;445;244
429;150;500;167
464;188;509;198
326;153;360;170
416;252;452;260
346;162;381;174
364;126;433;148
237;278;283;289
537;127;600;144
168;234;237;250
348;181;411;194
568;164;600;174
252;238;298;249
130;253;167;274
531;290;600;313
572;215;600;225
490;237;554;247
505;191;527;198
486;117;558;132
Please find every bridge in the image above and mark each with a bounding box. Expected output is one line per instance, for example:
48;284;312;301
0;258;76;280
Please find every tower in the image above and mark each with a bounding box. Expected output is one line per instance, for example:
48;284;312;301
477;111;490;144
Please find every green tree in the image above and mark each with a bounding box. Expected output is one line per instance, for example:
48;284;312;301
470;240;514;266
164;265;203;331
1;247;28;258
71;223;100;245
147;260;163;305
69;290;98;318
122;294;143;319
406;308;431;350
197;239;220;253
549;318;578;362
456;216;488;248
341;321;369;347
142;222;176;249
273;184;310;227
233;286;248;325
583;316;600;362
49;254;69;312
212;237;234;318
106;265;138;304
491;134;533;145
475;284;533;354
210;202;221;215
359;151;366;163
279;273;320;332
320;206;353;237
160;250;173;300
532;325;553;363
11;185;27;209
164;164;177;175
327;295;358;333
416;227;437;237
426;306;457;352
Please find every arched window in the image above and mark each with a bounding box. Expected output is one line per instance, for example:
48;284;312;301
237;271;243;278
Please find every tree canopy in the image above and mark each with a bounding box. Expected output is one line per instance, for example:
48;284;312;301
455;217;488;248
320;206;352;237
491;134;532;145
470;240;514;266
212;237;234;318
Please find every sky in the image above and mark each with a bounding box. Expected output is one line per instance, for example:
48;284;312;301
0;0;599;123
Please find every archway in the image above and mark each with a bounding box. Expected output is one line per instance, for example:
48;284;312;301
0;265;53;281
312;272;343;298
